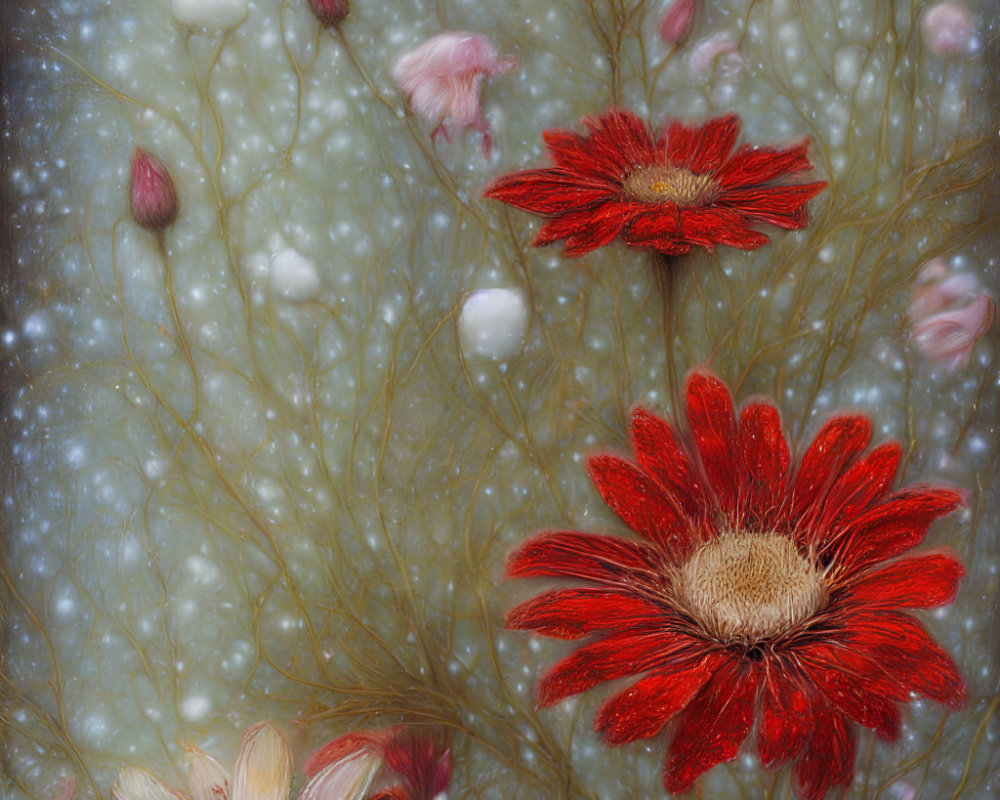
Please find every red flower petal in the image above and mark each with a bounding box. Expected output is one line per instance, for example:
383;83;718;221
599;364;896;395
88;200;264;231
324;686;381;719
685;371;738;515
799;644;903;741
587;455;690;555
737;402;790;528
505;587;669;639
621;203;683;244
482;169;615;214
833;486;964;572
664;114;740;173
721;181;828;229
560;202;637;256
537;628;704;707
505;530;659;584
585;108;659;171
791;414;872;540
534;201;642;248
679;206;771;250
758;662;813;769
543;128;622;181
840;551;964;609
713;141;814;188
818;441;902;536
594;653;725;745
846;611;966;709
663;657;760;793
630;406;707;519
793;698;855;800
304;731;386;777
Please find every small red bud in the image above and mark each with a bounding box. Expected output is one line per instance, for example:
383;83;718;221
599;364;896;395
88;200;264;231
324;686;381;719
308;0;349;27
658;0;700;44
130;147;179;232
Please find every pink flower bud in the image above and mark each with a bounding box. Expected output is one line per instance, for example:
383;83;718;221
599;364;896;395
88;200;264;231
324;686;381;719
308;0;348;27
921;3;975;57
658;0;700;44
129;147;179;232
391;32;516;157
912;293;995;370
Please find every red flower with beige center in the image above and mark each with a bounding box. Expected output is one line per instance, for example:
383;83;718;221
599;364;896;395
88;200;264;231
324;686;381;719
505;371;966;800
483;108;827;257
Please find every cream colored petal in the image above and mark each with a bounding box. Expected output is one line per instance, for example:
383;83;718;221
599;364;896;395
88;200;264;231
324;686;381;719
230;724;292;800
112;768;187;800
185;744;231;800
295;750;381;800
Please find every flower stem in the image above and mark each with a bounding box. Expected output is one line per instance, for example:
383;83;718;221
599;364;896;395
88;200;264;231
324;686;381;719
653;252;682;420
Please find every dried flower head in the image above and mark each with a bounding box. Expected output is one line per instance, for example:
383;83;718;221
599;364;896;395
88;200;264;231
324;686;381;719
303;726;451;800
506;371;966;799
483;108;826;258
308;0;348;27
130;147;179;232
391;32;516;157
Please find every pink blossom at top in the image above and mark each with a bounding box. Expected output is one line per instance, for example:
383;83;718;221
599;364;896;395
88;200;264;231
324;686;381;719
921;2;976;57
391;32;516;158
912;294;995;370
658;0;700;44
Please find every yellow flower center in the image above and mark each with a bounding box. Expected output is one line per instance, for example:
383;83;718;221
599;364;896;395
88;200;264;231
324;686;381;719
675;533;826;643
622;164;720;207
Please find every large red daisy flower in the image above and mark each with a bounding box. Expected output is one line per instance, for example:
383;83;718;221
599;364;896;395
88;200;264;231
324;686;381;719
505;371;966;799
483;108;827;257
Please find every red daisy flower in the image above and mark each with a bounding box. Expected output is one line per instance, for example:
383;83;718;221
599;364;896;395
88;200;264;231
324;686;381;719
505;371;966;800
483;108;827;257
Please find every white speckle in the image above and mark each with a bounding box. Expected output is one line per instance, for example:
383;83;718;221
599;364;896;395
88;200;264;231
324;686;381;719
459;288;529;361
185;555;221;585
64;441;86;469
834;46;864;92
179;694;212;721
23;312;50;341
170;0;248;29
270;247;321;302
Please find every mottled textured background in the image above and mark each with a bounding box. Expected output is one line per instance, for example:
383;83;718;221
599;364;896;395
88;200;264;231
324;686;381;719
1;1;997;798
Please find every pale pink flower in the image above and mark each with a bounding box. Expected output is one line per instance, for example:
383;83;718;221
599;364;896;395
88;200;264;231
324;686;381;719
912;294;995;370
113;724;291;800
908;257;980;322
130;147;179;232
687;31;744;76
658;0;700;44
303;726;452;800
52;776;77;800
391;32;516;158
921;2;976;57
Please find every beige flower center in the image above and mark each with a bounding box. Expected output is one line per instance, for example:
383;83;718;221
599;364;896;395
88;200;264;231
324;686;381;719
621;164;720;207
676;533;826;643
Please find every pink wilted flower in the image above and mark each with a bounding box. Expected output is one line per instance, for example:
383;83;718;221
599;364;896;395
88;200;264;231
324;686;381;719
658;0;700;44
302;726;452;800
921;2;976;57
912;294;995;370
130;147;179;232
391;32;516;158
